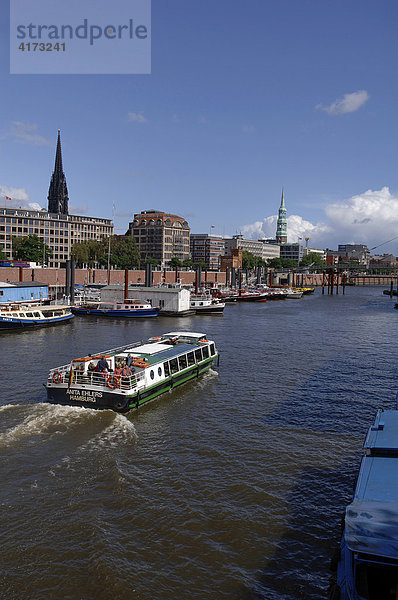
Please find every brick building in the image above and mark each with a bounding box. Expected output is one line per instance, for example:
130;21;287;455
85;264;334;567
126;210;190;267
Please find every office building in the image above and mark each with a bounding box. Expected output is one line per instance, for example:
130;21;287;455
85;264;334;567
0;131;113;268
190;233;226;270
126;210;190;267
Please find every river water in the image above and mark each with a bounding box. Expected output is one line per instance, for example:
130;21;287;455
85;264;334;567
0;287;396;600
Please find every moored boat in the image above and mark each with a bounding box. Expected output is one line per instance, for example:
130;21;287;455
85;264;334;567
284;288;303;299
293;287;314;295
329;409;398;600
190;296;225;314
71;299;159;318
45;331;219;412
0;304;73;329
236;291;269;302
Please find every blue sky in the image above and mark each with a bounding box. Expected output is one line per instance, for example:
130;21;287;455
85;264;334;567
1;0;398;252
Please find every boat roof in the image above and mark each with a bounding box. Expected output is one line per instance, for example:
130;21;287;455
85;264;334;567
117;343;197;366
345;410;398;559
72;332;211;369
163;331;205;338
364;409;398;453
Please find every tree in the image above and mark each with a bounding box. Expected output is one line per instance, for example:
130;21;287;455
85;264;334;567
194;260;207;270
255;256;266;268
281;258;298;268
242;250;257;270
111;236;140;269
182;257;195;269
169;257;182;268
300;253;325;268
71;236;140;269
267;257;283;269
144;256;159;268
0;246;6;260
12;234;53;263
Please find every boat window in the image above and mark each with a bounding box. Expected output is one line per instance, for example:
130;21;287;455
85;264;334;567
179;354;187;370
26;312;33;317
34;312;41;317
158;366;162;376
150;370;155;380
46;311;53;317
187;352;195;366
209;343;216;356
164;362;170;377
195;348;203;362
169;358;179;374
202;345;210;359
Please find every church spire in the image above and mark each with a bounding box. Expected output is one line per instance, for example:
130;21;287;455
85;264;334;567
54;129;63;174
276;187;287;244
48;129;69;215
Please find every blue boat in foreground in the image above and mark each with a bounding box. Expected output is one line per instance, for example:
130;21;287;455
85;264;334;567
71;300;159;318
329;409;398;600
0;304;74;329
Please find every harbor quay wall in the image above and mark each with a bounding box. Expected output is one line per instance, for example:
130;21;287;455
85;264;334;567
0;267;226;288
0;267;396;289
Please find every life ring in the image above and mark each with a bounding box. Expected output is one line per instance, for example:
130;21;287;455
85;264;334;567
52;371;63;384
107;375;120;389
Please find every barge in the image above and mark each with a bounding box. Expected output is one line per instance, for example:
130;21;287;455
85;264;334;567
45;331;218;413
329;409;398;600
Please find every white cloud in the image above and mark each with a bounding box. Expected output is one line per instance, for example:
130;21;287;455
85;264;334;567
10;121;52;146
316;90;369;115
241;187;398;252
127;112;147;123
241;214;330;245
325;187;398;249
0;185;43;211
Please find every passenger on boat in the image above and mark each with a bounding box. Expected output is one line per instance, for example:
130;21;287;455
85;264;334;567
88;361;96;372
97;356;109;372
126;353;133;367
114;362;123;377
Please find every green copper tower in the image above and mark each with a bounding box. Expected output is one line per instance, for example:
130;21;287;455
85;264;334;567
276;187;287;244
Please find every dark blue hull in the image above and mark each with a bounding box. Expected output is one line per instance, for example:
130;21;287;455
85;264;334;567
0;314;74;329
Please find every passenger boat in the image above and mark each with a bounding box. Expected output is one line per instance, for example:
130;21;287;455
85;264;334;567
71;300;159;318
329;409;398;600
0;304;73;329
45;331;219;413
190;296;225;314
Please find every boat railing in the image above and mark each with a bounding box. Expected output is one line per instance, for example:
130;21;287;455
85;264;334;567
48;367;145;390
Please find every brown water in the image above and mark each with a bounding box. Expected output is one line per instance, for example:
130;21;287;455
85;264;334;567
0;287;396;600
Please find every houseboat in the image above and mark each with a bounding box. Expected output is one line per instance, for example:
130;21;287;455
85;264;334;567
0;304;73;329
329;409;398;600
45;331;219;413
71;300;159;318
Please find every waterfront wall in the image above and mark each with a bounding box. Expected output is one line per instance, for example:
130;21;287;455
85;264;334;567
0;267;226;288
0;267;396;289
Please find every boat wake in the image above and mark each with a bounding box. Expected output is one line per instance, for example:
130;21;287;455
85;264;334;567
76;414;138;453
0;403;138;450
